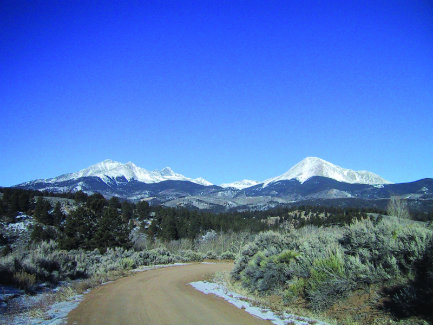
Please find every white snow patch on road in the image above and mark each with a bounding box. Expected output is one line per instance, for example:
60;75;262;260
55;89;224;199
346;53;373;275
190;281;329;325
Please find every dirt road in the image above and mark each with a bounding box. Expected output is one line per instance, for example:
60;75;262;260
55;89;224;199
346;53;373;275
67;263;271;325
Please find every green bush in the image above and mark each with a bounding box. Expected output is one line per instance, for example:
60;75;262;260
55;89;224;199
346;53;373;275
204;251;217;259
306;249;351;310
283;277;306;302
179;250;204;262
231;218;433;313
220;251;236;260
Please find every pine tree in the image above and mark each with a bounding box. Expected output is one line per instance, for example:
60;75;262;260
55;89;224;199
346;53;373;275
94;207;130;252
108;196;121;209
86;193;107;215
160;211;178;241
121;201;134;222
60;207;96;250
136;200;150;220
52;202;65;226
34;197;52;225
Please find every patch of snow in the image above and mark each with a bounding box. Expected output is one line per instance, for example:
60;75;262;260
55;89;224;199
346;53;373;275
193;177;213;186
5;221;31;232
263;157;391;187
220;179;260;190
0;285;24;304
5;289;84;325
190;281;329;325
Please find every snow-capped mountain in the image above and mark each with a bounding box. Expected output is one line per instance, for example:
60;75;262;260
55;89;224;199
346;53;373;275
16;156;432;211
220;179;260;190
22;159;212;186
263;157;391;187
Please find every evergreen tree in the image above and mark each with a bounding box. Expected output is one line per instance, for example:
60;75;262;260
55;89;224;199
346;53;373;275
34;197;52;225
52;202;65;226
108;196;121;209
136;200;150;220
74;190;88;202
94;207;130;252
59;207;96;250
31;224;57;242
160;211;178;241
18;192;30;212
86;193;107;215
121;201;134;222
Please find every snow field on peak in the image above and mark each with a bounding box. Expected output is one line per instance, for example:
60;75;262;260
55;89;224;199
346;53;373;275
263;157;391;186
44;160;213;186
220;179;260;190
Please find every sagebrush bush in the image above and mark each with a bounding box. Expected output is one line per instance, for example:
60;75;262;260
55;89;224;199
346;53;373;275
179;250;204;262
0;237;222;290
231;231;288;281
204;251;217;259
220;251;236;260
306;248;352;310
231;218;433;313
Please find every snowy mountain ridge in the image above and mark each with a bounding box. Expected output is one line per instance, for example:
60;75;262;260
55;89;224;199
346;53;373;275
22;159;213;187
220;179;260;190
263;157;391;186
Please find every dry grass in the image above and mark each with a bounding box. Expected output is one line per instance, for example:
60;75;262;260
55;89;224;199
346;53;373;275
13;271;36;291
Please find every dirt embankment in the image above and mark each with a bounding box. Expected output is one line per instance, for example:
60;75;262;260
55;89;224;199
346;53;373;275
67;263;271;325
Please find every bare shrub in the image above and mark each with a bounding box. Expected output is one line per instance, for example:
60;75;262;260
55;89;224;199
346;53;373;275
13;270;36;291
387;196;410;219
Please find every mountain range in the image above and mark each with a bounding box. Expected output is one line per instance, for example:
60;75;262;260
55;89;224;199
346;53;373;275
16;157;433;211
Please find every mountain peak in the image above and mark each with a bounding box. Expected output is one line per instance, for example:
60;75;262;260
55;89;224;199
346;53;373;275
220;179;259;189
160;167;175;176
263;157;391;186
36;160;212;186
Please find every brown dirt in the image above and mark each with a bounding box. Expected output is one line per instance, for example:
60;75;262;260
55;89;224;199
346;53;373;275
67;262;271;325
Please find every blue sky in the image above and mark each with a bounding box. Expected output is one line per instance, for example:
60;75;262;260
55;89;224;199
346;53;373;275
1;1;432;186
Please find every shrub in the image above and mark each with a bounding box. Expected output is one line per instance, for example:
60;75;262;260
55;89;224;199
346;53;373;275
13;270;36;291
341;218;432;283
179;250;204;262
306;248;351;310
240;247;295;293
231;231;287;280
231;218;433;315
390;238;433;321
120;257;135;270
283;277;306;302
220;251;236;260
204;251;217;260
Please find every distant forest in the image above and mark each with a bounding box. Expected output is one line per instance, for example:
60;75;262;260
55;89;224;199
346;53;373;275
1;187;432;254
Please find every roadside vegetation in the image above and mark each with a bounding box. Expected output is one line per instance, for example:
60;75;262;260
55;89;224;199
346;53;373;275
229;217;432;325
1;187;432;324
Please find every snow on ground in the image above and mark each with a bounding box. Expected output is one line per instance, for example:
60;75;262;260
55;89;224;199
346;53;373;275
11;292;85;325
190;281;329;325
3;214;33;232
